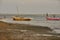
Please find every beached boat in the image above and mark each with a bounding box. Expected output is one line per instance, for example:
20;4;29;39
12;16;32;21
12;6;32;21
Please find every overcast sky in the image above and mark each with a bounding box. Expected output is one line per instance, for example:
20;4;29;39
0;0;60;14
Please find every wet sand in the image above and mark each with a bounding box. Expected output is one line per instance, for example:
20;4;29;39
0;21;60;40
0;21;52;33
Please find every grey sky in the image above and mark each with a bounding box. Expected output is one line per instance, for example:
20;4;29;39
0;0;60;14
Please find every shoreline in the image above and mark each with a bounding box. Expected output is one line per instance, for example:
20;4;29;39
0;21;52;33
0;21;60;40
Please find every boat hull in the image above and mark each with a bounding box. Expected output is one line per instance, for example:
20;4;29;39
12;16;32;21
46;17;60;20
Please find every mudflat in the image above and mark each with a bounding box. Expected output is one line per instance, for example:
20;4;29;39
0;21;60;40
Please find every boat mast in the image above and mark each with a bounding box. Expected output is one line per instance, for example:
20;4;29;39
46;13;48;17
46;13;48;20
16;5;19;16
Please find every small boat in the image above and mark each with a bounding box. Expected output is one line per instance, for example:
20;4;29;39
46;17;60;20
12;5;32;21
46;13;60;20
12;16;32;21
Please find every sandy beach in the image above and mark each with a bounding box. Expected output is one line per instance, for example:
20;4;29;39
0;21;60;40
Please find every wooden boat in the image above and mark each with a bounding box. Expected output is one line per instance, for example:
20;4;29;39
12;16;32;21
12;6;32;21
